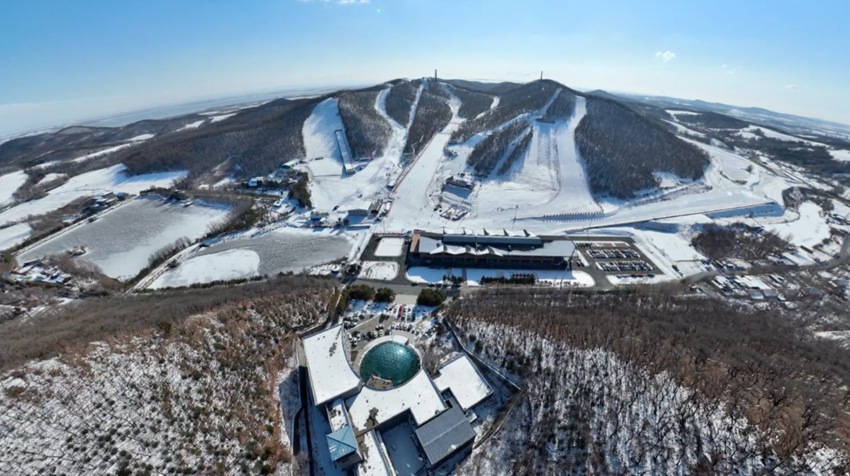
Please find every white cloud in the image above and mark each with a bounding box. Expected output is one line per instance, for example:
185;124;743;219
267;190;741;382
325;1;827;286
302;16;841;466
655;51;677;63
785;84;799;90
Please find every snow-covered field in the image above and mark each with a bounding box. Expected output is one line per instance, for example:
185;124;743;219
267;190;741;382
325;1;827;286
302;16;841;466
0;164;187;227
357;261;398;281
18;197;230;280
830;149;850;162
0;170;28;208
185;227;352;278
373;237;405;257
149;248;260;289
406;266;594;287
763;202;831;248
0;223;31;251
734;125;819;145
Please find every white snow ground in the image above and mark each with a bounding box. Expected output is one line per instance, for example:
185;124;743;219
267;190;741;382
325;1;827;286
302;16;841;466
830;149;850;162
149;248;261;289
373;237;405;257
763;202;831;248
357;261;398;281
0;170;28;208
0;223;31;251
0;164;187;227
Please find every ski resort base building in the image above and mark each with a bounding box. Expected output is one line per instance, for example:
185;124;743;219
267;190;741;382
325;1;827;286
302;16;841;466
409;229;576;269
302;326;493;475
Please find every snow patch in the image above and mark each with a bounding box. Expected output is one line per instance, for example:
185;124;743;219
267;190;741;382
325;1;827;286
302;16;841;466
357;261;398;281
149;248;260;289
0;170;28;208
0;223;31;251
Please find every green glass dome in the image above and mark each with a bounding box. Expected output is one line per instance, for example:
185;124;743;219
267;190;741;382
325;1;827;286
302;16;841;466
360;342;421;387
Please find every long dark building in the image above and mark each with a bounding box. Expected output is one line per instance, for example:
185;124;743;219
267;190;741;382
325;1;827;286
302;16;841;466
409;229;575;269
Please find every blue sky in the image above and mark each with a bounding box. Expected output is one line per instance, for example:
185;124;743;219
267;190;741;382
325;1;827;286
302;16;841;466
1;0;849;136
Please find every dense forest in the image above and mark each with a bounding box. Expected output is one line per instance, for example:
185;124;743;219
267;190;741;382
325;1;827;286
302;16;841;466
384;80;420;126
337;89;393;159
498;130;533;175
403;88;451;156
676;110;751;130
539;89;577;122
467;121;530;175
575;97;710;198
451;80;562;143
451;86;495;119
450;288;850;475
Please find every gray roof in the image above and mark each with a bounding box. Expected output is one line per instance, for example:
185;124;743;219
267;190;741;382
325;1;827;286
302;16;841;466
417;236;575;259
443;232;541;246
414;405;475;466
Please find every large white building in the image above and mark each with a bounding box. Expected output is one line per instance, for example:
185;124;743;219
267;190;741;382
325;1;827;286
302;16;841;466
302;326;493;474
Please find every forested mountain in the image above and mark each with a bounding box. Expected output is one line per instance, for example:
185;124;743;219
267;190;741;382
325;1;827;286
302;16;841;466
0;76;757;197
403;84;452;156
336;87;393;159
384;79;420;126
576;97;710;198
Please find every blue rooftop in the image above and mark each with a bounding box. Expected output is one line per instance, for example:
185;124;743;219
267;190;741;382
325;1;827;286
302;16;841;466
326;426;358;461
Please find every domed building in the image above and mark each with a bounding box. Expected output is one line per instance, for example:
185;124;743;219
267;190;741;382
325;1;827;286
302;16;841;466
302;325;494;475
359;341;421;388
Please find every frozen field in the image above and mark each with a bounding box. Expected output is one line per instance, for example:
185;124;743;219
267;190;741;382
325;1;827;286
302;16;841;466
191;227;351;277
0;164;187;227
0;170;28;208
0;223;31;251
374;237;405;257
18;197;231;280
149;249;260;289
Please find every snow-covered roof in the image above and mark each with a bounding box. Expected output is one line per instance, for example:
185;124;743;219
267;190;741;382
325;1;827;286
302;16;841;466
356;430;393;476
418;235;575;258
433;355;492;411
303;326;362;405
346;370;446;431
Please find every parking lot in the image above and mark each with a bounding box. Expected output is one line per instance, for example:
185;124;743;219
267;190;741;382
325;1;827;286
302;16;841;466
574;238;660;279
340;300;439;356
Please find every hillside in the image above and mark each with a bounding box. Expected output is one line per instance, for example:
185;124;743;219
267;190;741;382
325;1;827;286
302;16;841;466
450;288;850;475
575;97;710;198
0;277;334;475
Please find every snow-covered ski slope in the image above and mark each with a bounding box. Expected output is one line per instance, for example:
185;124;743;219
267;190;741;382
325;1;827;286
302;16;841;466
304;82;786;235
303;95;403;211
474;96;600;219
